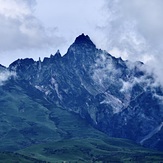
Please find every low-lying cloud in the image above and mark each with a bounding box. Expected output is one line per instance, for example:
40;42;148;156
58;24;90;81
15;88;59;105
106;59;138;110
0;71;16;85
100;0;163;85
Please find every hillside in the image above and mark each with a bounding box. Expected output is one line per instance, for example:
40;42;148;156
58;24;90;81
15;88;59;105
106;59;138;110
18;138;163;162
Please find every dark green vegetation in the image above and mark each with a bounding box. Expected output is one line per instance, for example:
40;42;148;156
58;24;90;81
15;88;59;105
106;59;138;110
19;138;163;162
0;152;44;163
0;79;107;151
1;78;163;162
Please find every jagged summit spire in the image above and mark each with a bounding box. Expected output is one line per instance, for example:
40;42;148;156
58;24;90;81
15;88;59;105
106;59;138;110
74;33;96;47
54;49;61;59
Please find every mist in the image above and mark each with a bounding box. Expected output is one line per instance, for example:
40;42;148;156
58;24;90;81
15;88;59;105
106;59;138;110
102;0;163;85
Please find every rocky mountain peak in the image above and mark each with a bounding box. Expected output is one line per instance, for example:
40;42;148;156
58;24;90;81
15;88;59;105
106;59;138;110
54;50;62;59
9;58;35;72
73;33;96;48
2;34;163;152
64;34;97;64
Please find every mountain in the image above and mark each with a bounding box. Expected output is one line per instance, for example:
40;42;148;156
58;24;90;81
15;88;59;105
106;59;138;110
0;34;163;156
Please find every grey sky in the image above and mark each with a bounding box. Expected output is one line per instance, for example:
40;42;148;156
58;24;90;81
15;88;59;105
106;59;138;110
0;0;163;84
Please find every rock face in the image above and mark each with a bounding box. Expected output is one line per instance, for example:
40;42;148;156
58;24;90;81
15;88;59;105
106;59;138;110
7;34;163;151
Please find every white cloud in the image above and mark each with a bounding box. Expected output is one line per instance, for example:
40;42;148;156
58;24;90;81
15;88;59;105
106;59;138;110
0;71;16;85
0;0;33;19
100;0;163;85
0;0;64;60
91;52;122;91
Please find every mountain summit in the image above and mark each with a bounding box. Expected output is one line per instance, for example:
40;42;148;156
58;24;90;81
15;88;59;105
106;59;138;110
74;33;96;47
1;34;163;152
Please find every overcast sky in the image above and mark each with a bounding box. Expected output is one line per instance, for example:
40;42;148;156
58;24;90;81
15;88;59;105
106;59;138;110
0;0;163;83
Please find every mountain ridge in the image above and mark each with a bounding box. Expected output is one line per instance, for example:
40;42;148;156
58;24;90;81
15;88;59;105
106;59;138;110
1;34;163;152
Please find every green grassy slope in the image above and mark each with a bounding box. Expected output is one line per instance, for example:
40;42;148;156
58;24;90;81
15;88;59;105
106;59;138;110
0;81;59;151
19;138;163;163
0;152;45;163
0;80;107;151
1;80;163;162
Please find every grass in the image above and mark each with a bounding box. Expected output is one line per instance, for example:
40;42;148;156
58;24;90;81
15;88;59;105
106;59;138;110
0;80;107;151
0;80;163;162
18;138;163;163
0;152;45;163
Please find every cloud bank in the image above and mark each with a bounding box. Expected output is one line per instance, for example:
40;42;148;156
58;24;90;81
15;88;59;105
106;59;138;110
0;0;64;51
101;0;163;85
